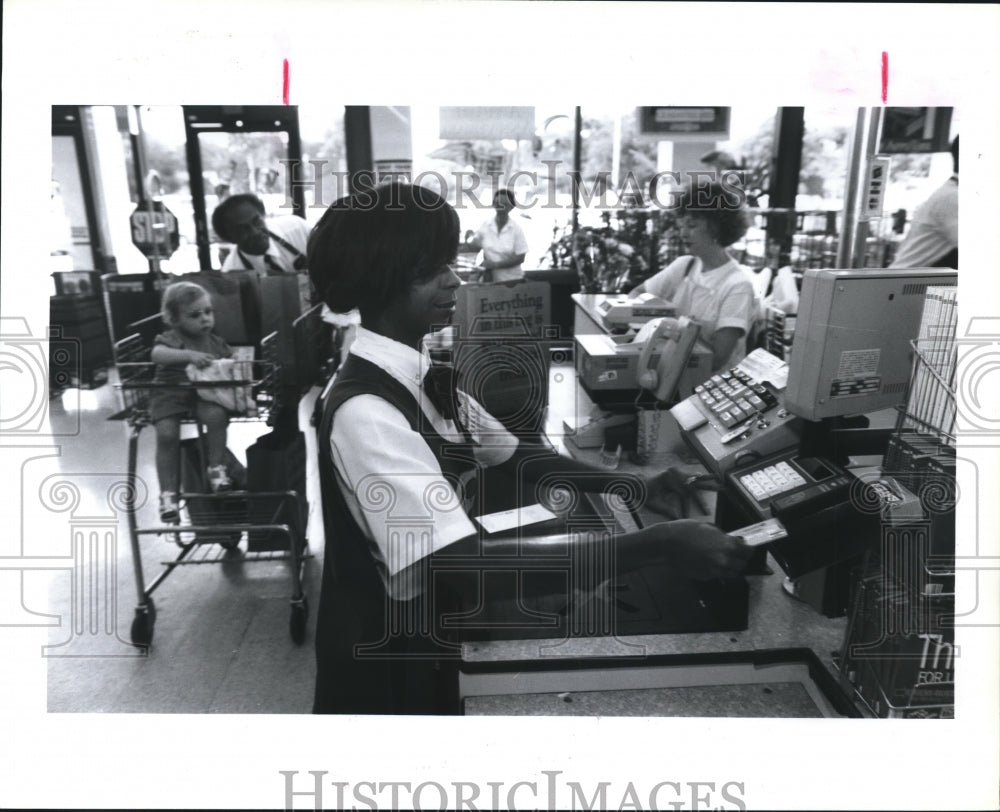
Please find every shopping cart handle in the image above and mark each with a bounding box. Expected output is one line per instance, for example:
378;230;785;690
135;523;293;536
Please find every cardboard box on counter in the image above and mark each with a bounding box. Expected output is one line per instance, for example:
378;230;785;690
448;280;554;440
453;280;552;340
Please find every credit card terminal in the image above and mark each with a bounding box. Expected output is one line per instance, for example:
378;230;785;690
727;451;856;521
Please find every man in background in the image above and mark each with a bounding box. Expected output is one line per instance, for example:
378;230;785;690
212;193;310;275
891;135;958;269
213;191;329;318
212;192;358;364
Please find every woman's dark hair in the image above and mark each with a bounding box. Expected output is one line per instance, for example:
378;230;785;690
211;193;265;242
307;182;460;316
492;188;517;208
678;181;750;248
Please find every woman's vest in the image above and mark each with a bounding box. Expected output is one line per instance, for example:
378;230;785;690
312;354;478;715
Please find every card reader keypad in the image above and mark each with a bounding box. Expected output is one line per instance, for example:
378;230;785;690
694;369;779;429
739;461;807;501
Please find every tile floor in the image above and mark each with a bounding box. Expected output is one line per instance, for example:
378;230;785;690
41;378;323;713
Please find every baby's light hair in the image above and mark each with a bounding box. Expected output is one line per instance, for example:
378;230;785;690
161;281;211;326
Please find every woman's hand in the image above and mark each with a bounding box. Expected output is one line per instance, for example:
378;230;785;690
661;519;753;580
644;467;722;519
188;351;216;369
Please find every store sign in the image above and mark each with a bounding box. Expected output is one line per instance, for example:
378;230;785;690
639;107;731;139
439;106;536;140
879;107;953;154
864;157;891;217
129;200;180;259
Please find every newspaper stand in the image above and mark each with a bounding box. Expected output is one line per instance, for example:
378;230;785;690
110;331;310;648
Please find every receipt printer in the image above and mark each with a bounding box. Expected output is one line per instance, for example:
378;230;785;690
596;293;675;330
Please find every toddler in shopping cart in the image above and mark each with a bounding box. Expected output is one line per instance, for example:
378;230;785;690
150;281;235;523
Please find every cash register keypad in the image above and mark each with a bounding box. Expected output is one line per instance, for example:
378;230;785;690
739;461;807;502
693;369;779;429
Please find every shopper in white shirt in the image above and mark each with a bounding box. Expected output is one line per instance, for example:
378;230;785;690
891;135;958;270
212;193;311;275
466;188;529;282
307;182;752;714
631;182;755;372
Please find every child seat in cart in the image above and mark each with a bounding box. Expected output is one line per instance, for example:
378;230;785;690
109;325;314;648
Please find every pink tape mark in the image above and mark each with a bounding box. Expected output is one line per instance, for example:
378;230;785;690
283;59;290;105
881;51;888;104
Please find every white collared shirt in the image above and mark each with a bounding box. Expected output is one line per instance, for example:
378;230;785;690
219;214;311;275
329;327;518;599
642;255;755;369
473;217;529;282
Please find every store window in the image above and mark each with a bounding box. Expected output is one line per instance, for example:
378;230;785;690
195;126;295;270
298;105;347;229
50;135;91;272
197;130;290;211
409;105;954;282
410;106;578;274
51;106;110;274
111;105;346;270
118;105;199;274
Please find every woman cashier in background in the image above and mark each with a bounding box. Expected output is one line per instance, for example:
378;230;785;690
631;182;756;372
463;188;529;282
306;181;752;715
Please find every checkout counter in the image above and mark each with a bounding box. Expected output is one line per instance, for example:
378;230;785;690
458;268;959;718
456;293;861;717
451;268;957;718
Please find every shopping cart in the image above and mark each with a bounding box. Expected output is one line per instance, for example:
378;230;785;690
109;330;311;648
835;335;957;718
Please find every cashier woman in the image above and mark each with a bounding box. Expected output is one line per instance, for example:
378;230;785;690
307;181;752;715
631;182;755;372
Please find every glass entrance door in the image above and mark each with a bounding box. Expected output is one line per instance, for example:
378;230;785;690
182;106;304;269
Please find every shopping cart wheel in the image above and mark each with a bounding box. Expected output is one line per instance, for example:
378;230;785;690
289;596;309;644
130;598;156;648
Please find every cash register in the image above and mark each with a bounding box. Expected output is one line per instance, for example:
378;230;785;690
670;267;958;616
668;348;802;478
